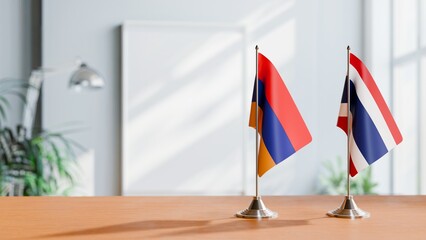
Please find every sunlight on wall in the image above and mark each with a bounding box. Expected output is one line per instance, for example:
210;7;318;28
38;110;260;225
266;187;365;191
241;0;294;31
73;149;95;196
393;0;418;58
257;19;295;68
172;31;244;80
393;62;418;194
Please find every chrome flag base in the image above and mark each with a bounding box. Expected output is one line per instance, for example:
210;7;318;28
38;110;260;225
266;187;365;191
327;195;370;219
236;196;278;219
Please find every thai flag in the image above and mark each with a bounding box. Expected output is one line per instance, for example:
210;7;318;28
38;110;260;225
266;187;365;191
250;53;312;177
337;53;403;177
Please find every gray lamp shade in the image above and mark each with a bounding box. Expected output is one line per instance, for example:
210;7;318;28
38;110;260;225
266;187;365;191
69;63;105;90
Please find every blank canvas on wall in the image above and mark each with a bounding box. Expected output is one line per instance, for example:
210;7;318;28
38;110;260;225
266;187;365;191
121;21;248;195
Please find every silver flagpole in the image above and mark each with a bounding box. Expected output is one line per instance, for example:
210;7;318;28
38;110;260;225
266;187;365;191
236;45;277;219
346;45;351;198
255;45;259;198
327;46;369;219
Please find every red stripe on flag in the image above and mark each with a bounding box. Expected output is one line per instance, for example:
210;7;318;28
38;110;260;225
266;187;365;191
349;157;358;177
258;53;312;150
349;53;403;144
337;116;348;134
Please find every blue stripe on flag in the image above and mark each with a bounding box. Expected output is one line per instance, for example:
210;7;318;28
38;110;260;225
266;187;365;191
252;79;296;164
262;100;296;164
340;78;357;104
351;84;388;164
251;78;266;106
255;80;295;164
340;78;349;103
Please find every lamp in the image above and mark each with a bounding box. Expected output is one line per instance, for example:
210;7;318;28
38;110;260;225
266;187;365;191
69;63;105;90
22;60;105;137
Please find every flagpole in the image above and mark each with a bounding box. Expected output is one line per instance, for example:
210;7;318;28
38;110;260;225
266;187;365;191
236;45;277;219
326;46;369;219
255;45;259;198
346;45;351;198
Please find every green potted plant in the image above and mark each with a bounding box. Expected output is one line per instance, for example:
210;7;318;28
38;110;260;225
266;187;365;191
0;79;81;196
318;156;378;195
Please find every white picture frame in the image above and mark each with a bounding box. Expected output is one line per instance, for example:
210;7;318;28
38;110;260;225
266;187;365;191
121;21;248;195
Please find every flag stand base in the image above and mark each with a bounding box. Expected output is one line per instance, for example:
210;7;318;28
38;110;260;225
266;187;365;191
236;196;277;219
327;195;370;219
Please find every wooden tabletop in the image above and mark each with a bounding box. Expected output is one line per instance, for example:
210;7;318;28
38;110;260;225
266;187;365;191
1;195;425;239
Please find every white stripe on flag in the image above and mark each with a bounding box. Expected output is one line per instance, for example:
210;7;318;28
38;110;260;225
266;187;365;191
349;133;369;173
349;65;397;150
339;103;347;117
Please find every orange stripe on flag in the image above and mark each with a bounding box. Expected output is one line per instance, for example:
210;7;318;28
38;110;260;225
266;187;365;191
249;102;263;135
258;139;276;177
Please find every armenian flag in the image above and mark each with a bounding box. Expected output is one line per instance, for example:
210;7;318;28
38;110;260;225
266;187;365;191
249;53;312;177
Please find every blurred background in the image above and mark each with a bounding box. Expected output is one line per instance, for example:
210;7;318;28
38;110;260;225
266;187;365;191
0;0;424;196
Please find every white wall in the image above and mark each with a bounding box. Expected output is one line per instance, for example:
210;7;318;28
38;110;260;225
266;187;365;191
0;0;32;127
42;0;363;195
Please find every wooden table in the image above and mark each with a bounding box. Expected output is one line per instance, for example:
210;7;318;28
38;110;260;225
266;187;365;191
1;196;425;239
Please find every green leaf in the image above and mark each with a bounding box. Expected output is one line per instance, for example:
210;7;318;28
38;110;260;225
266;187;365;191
24;173;37;195
7;91;27;104
0;105;6;122
0;96;11;108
